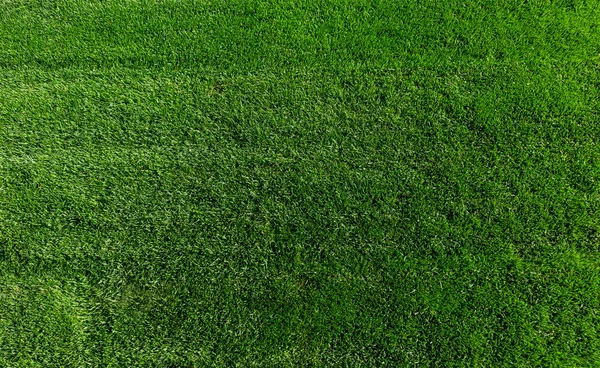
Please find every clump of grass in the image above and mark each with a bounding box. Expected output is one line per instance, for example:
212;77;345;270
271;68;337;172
1;0;599;366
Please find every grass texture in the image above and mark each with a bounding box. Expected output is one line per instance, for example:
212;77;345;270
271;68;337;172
1;0;600;366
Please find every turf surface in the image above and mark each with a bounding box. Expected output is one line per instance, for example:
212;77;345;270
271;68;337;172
1;0;600;366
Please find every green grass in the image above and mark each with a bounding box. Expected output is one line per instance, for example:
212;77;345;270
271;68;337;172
1;0;599;366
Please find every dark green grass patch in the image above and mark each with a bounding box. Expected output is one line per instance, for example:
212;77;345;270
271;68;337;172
1;0;599;366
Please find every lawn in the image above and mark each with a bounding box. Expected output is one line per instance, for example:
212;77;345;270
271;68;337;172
1;0;599;366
